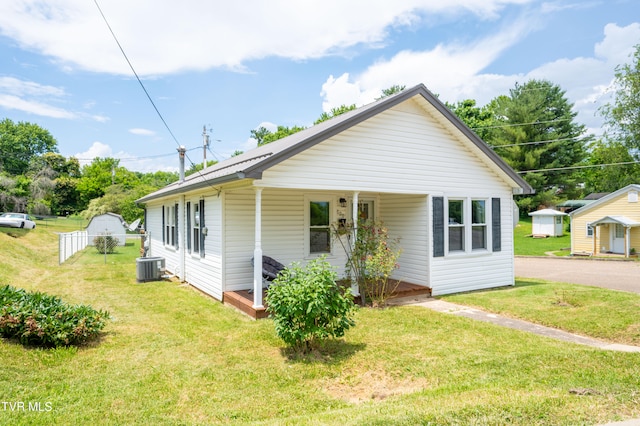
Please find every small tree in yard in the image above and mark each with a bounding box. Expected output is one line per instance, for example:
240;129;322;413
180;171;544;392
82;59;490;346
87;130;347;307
93;234;119;254
336;220;403;307
265;256;356;353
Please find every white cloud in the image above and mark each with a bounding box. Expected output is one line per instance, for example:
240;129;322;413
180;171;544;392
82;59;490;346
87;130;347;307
320;18;534;110
129;128;156;136
0;0;534;76
74;141;113;166
320;22;640;136
0;94;76;119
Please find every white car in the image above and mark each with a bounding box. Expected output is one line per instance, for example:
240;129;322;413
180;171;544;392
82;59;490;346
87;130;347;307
0;213;36;229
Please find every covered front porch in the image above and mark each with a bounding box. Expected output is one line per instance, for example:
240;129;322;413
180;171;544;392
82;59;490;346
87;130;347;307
222;280;433;319
589;215;640;258
233;187;430;311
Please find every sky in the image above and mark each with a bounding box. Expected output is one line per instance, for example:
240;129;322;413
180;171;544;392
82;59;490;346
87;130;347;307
0;0;639;173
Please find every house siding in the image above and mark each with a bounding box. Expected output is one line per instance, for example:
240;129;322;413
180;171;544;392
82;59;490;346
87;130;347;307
379;193;429;286
431;189;515;296
223;188;351;291
184;195;223;300
572;189;640;255
258;100;512;195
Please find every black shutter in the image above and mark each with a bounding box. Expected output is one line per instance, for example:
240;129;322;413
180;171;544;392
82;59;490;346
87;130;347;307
174;203;179;249
162;206;165;245
433;196;444;257
492;198;501;252
199;199;205;256
186;202;191;253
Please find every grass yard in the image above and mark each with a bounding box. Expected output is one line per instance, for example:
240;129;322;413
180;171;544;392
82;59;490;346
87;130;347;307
1;223;640;425
514;217;571;256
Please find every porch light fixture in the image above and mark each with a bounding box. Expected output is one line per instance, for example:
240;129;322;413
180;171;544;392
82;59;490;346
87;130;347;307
339;198;347;208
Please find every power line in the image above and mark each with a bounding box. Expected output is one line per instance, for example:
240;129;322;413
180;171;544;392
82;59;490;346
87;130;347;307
518;160;640;174
491;136;585;149
94;0;183;149
471;117;572;130
93;0;216;178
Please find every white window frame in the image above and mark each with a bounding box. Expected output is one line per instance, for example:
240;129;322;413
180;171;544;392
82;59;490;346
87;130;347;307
305;196;333;257
192;201;200;256
164;205;176;248
471;199;487;250
586;223;594;238
446;196;491;255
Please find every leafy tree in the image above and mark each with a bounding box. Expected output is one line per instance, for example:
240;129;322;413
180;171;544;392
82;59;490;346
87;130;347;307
314;104;357;124
376;84;406;100
581;139;640;193
487;80;590;211
76;158;122;209
251;125;306;147
446;99;498;141
0;119;58;175
51;176;81;216
600;44;640;155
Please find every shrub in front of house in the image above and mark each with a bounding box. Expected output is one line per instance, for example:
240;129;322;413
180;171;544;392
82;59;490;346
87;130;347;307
265;256;356;353
93;235;119;254
0;285;110;347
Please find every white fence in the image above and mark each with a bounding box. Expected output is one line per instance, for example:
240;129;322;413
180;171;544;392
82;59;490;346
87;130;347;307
58;231;89;264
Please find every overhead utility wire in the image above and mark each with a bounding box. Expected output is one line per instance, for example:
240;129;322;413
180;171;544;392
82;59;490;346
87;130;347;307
491;136;584;148
518;160;640;174
93;0;182;149
471;117;571;130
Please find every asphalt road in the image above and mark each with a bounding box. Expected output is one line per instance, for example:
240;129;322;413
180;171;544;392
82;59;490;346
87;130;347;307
515;257;640;293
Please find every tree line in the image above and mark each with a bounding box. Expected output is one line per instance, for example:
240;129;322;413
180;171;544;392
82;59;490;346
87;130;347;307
1;46;638;221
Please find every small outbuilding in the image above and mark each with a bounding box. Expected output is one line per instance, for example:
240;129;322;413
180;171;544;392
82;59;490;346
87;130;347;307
529;208;568;237
86;212;127;246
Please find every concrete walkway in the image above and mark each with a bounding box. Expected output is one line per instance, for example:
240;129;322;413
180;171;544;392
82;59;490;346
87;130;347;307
389;294;640;353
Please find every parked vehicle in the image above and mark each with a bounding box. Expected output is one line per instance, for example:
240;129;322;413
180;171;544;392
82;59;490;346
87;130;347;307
0;213;36;229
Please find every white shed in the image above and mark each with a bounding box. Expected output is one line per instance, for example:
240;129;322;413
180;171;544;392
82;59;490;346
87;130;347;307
86;213;127;246
529;209;567;237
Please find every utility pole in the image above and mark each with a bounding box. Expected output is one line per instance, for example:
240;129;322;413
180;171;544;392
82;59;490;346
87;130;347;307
202;125;210;170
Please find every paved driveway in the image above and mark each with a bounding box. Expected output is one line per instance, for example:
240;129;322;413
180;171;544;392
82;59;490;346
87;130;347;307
515;257;640;293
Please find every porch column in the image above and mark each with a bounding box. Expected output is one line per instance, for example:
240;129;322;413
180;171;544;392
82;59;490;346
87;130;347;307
593;225;597;256
351;191;360;298
625;226;630;258
253;188;264;308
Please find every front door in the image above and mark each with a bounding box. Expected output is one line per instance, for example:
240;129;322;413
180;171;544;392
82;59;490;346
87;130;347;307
611;224;625;254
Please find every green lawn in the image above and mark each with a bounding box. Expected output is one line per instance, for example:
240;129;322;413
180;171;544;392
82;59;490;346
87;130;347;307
514;217;572;256
1;224;640;425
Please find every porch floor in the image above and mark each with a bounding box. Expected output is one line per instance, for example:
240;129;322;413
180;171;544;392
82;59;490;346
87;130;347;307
222;280;432;320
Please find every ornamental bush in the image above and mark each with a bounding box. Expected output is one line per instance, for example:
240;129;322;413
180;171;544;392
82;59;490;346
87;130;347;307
0;285;110;347
93;235;119;254
265;256;356;353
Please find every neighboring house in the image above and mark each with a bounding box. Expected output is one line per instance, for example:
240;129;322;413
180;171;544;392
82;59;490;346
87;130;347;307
557;192;608;214
529;209;567;237
570;184;640;257
136;84;533;313
86;212;128;246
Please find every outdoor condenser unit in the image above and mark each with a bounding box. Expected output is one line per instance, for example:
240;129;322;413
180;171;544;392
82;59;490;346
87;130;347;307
136;257;165;282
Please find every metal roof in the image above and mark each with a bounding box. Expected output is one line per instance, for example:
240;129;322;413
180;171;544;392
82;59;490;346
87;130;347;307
589;215;640;227
137;83;534;204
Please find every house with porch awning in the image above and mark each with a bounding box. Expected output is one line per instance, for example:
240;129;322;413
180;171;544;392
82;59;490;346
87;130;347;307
570;184;640;257
136;84;533;318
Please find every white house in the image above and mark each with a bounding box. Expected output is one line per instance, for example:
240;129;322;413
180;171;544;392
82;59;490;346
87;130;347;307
529;208;567;237
137;84;533;317
86;212;128;246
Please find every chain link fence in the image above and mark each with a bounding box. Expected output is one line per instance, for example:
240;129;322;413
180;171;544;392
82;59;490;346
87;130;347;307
59;231;148;264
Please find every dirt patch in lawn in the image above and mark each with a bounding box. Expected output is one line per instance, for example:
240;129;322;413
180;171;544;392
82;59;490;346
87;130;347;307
323;369;429;403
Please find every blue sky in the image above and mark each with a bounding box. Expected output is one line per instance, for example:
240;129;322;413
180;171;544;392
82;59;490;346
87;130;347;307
0;0;639;172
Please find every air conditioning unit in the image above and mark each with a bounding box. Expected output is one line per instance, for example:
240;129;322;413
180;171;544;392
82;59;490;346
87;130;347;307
136;257;165;282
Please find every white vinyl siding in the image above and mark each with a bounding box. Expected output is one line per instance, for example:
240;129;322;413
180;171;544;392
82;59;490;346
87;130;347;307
258;100;513;196
431;190;514;295
379;194;429;286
